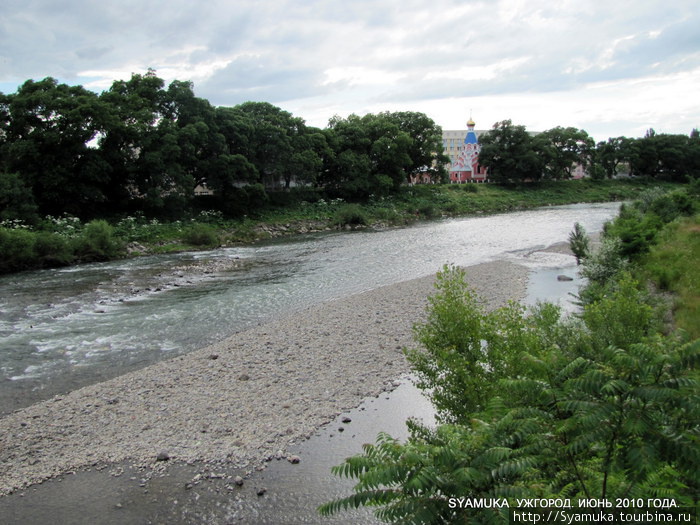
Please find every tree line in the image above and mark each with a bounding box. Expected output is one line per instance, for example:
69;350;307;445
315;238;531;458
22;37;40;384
2;70;699;225
478;120;700;184
0;70;448;223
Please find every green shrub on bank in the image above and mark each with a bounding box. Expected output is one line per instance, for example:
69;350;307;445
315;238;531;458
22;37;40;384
71;220;122;261
34;231;72;266
182;223;219;246
0;228;36;273
604;187;697;259
568;222;590;264
643;215;700;338
333;204;368;227
320;265;698;522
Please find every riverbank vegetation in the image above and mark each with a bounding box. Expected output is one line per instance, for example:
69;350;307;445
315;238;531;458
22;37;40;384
0;178;681;274
320;185;699;523
2;70;698;274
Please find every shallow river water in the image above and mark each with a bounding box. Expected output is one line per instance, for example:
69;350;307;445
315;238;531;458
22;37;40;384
0;203;619;414
0;202;620;523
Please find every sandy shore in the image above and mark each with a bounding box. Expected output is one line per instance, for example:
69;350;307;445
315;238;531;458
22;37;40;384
0;260;529;496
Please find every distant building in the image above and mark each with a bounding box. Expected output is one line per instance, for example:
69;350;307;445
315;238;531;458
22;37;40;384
194;184;215;196
443;117;489;183
441;116;589;182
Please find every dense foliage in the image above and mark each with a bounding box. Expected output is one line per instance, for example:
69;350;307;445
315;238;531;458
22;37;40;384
320;186;699;523
2;70;697;276
478;120;700;184
0;178;680;274
0;71;447;222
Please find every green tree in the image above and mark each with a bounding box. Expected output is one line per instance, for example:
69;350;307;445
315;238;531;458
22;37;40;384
230;102;297;189
478;120;543;183
321;266;699;523
535;126;594;180
627;131;693;181
98;69;173;213
0;171;38;223
568;222;590;264
380;111;449;183
688;128;700;180
0;77;113;217
323;113;415;199
596;136;633;178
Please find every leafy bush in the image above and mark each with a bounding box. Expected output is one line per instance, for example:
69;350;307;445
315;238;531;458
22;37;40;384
648;190;696;222
406;265;550;422
333;204;368;227
604;206;661;258
370;205;402;224
605;188;696;259
321;267;699;523
182;223;219;246
582;272;657;349
416;201;438;218
568;222;590;264
580;236;628;286
0;228;37;273
72;220;122;261
34;231;72;267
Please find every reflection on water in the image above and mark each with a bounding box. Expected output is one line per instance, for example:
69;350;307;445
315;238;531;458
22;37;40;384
0;203;619;413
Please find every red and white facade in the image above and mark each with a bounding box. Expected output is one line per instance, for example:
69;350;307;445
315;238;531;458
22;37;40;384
445;118;488;183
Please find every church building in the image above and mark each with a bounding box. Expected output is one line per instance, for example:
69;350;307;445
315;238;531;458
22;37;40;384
443;116;489;183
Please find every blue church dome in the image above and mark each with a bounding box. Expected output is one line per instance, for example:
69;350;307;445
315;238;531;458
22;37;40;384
464;130;478;145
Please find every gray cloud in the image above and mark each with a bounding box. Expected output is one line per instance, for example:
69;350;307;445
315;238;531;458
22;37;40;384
0;0;698;136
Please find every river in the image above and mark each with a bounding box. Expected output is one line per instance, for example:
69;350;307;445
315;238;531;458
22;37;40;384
0;202;619;414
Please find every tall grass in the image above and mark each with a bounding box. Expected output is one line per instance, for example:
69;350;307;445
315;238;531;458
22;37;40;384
642;215;700;338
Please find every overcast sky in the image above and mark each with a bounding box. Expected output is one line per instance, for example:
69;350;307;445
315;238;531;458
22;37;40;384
1;0;698;141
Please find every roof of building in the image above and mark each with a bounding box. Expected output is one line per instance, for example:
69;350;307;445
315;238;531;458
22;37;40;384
464;130;478;145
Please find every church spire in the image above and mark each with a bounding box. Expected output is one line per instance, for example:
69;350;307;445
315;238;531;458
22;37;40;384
467;109;475;128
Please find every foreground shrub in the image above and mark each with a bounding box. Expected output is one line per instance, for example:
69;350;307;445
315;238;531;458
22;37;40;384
568;222;590;264
320;266;699;523
580;237;628;287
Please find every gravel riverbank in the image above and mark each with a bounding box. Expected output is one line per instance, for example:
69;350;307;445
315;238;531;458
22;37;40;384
0;259;529;496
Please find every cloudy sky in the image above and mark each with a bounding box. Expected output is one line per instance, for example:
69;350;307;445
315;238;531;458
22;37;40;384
1;0;698;140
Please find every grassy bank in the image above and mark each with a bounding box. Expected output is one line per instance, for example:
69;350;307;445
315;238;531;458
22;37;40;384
642;214;700;338
0;179;683;274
